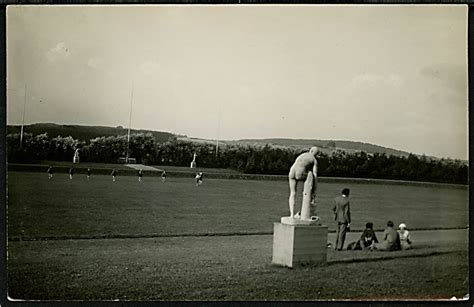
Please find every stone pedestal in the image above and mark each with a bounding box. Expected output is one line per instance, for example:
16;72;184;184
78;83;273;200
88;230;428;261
272;222;328;268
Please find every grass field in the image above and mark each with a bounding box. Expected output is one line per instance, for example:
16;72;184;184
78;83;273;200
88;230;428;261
7;172;468;239
7;230;468;300
6;171;469;301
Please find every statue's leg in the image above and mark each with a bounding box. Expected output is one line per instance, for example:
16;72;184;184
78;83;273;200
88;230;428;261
288;178;297;217
301;172;313;220
311;174;317;215
312;175;317;201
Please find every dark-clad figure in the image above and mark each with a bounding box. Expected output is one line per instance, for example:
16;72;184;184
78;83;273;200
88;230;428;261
111;169;118;182
87;168;92;180
69;167;75;180
288;146;318;218
371;220;401;251
47;166;53;179
195;172;203;186
138;169;143;182
161;170;167;182
347;222;378;250
333;188;351;251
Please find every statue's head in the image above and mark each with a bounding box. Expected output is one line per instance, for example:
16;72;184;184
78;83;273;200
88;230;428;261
309;146;318;155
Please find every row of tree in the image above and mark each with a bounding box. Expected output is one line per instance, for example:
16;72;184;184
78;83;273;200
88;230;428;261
7;132;468;184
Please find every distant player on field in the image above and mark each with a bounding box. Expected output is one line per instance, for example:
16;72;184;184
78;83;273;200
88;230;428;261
111;169;118;182
195;172;203;186
138;169;143;182
69;167;75;180
87;168;92;180
47;166;53;179
161;170;167;183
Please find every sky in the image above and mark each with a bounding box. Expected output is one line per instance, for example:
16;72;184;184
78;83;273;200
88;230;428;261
6;5;468;160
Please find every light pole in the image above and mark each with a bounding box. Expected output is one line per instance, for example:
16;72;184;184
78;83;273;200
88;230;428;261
20;84;27;148
216;102;221;158
126;82;134;163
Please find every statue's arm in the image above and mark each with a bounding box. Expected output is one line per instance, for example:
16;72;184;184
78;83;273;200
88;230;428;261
312;161;318;180
311;161;318;199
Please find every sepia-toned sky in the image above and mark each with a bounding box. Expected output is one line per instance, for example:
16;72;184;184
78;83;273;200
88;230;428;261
6;5;468;159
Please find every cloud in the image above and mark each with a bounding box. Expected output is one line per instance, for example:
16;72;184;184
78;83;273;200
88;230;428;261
87;57;105;71
136;61;181;85
419;63;467;93
350;72;404;89
87;56;119;78
45;42;71;62
386;73;403;87
139;61;161;75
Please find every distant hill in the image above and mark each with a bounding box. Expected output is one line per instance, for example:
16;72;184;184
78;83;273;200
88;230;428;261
7;123;176;144
236;138;412;157
179;137;414;158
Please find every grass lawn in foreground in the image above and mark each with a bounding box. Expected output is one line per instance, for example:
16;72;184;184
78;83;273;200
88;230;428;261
7;172;468;239
7;229;468;300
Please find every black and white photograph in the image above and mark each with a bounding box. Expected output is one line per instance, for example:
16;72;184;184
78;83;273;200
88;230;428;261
5;4;469;301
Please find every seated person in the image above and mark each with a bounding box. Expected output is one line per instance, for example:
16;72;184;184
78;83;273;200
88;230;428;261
371;220;401;251
398;223;412;250
347;222;378;250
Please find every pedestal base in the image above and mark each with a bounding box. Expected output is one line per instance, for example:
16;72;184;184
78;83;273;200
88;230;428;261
272;222;328;268
281;216;320;226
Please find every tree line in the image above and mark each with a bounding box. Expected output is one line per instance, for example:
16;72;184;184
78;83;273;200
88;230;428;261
7;132;468;184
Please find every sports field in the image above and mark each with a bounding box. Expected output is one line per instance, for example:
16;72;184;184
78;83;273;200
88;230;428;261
6;171;469;300
7;172;467;239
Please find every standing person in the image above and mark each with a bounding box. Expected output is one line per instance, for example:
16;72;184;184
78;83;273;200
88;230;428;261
69;167;75;180
87;168;92;180
333;188;351;251
111;169;118;182
371;220;401;251
47;166;53;179
138;169;143;182
161;170;167;183
398;223;412;250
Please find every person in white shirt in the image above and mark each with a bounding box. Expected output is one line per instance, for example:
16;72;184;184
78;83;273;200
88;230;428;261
398;223;412;250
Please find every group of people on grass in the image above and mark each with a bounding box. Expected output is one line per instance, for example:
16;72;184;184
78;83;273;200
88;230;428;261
47;166;207;186
333;187;412;251
47;166;169;183
346;220;412;251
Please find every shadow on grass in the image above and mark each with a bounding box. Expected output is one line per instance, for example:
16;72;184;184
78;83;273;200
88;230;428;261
328;249;458;265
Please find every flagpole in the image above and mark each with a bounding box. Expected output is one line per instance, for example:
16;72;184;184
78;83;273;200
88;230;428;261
126;82;134;163
216;105;221;158
20;84;27;148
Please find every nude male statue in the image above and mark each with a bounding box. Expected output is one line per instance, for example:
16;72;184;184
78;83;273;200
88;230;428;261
288;146;318;218
73;148;80;164
190;152;197;169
